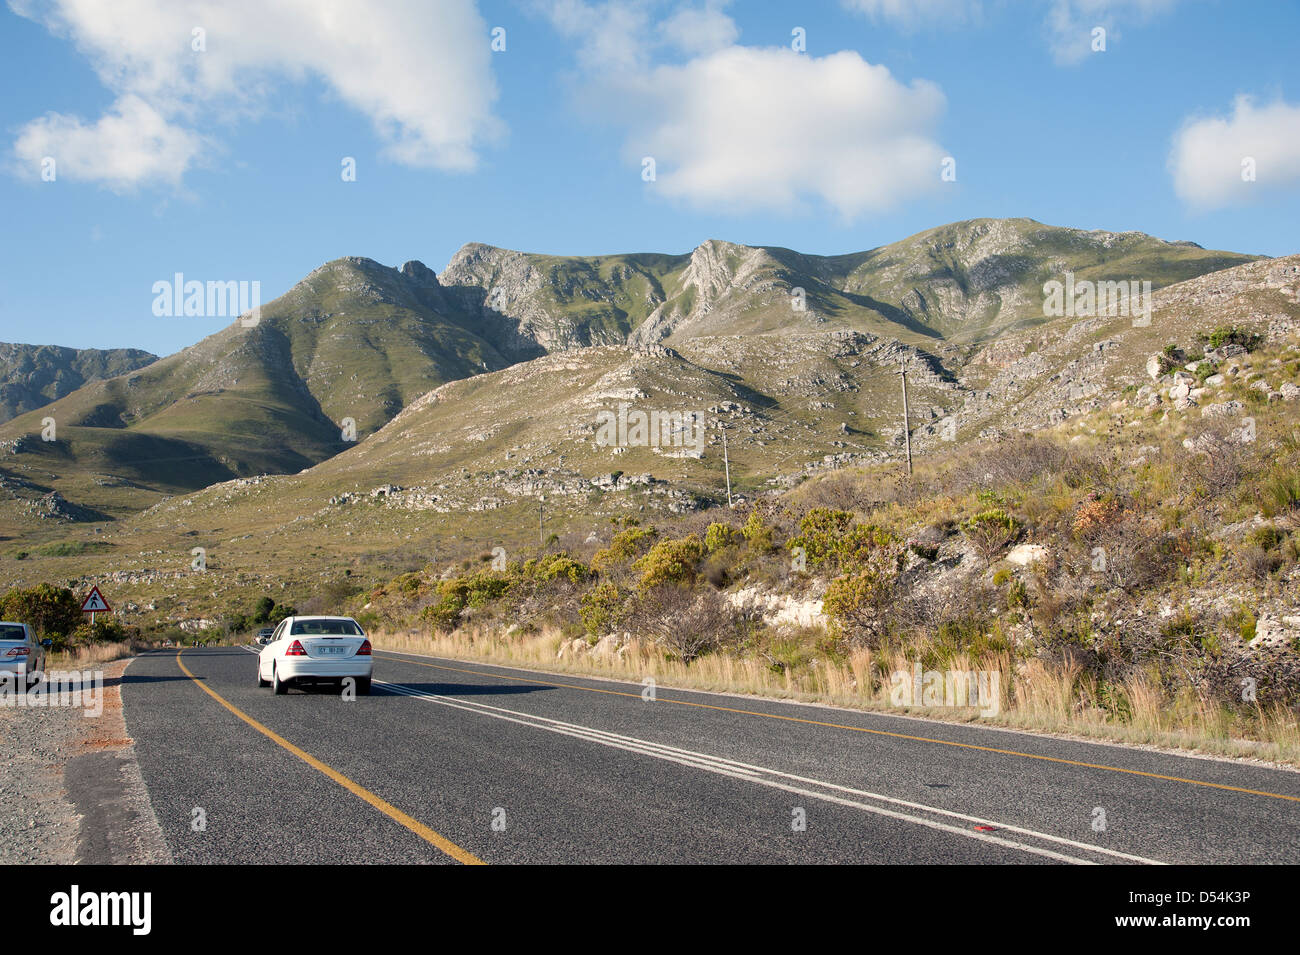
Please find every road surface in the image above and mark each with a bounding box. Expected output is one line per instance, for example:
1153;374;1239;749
119;647;1300;864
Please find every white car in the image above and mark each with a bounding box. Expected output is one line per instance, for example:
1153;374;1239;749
257;615;372;695
0;622;51;687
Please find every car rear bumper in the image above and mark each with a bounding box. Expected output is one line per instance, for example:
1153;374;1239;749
277;658;373;681
0;659;36;676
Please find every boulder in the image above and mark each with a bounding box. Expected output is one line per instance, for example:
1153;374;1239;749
1006;543;1050;566
1249;614;1298;650
1201;400;1244;419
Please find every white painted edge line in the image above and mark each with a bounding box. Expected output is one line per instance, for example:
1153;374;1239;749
378;680;1165;866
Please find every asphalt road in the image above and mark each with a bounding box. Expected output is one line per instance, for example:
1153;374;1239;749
120;646;1300;864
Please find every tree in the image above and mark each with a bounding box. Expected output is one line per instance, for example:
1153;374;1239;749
0;583;82;640
252;596;276;624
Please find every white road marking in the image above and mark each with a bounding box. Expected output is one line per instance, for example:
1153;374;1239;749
377;680;1165;865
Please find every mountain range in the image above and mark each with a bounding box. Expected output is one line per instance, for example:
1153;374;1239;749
0;217;1278;551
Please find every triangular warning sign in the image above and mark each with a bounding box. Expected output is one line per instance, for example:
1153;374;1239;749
80;586;111;613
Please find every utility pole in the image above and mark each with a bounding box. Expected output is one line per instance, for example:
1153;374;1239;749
538;495;545;545
720;425;733;507
900;363;913;476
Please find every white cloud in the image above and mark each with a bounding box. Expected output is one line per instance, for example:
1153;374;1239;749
1044;0;1180;65
8;0;501;188
544;0;654;71
660;1;739;56
621;47;948;219
539;2;948;219
840;0;1182;64
841;0;981;30
13;94;204;190
1170;96;1300;209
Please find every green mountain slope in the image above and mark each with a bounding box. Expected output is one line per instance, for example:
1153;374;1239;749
0;256;514;524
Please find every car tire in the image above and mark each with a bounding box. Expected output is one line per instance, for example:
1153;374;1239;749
273;664;289;695
355;677;371;696
257;663;270;688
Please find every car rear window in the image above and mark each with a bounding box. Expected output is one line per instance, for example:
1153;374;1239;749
0;624;27;641
290;619;362;636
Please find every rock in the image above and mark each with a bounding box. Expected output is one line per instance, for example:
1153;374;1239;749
1205;373;1226;387
591;633;626;656
1169;383;1190;400
725;586;828;628
1145;353;1172;380
1280;383;1300;400
1249;614;1297;649
1006;543;1049;566
556;637;587;660
1201;400;1244;419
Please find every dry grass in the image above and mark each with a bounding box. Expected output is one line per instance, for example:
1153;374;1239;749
372;626;1300;768
48;640;139;669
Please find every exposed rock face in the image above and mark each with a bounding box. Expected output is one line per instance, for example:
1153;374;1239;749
0;343;157;424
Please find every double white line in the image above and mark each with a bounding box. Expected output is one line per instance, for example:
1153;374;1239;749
377;679;1164;865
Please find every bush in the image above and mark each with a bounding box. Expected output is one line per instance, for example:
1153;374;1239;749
704;522;743;554
821;544;906;647
788;508;893;574
0;583;82;640
525;554;590;585
592;526;658;573
628;585;732;661
634;535;704;589
961;508;1020;569
1198;325;1263;353
579;581;624;638
740;512;775;553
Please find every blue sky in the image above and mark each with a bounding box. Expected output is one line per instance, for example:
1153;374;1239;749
1;0;1298;355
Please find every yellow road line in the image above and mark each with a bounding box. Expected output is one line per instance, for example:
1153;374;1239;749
176;650;485;865
376;651;1300;805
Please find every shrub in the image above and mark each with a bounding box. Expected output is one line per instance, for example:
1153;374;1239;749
961;508;1020;569
634;535;704;589
704;522;743;554
740;512;774;553
526;553;590;585
628;585;732;661
1198;325;1263;353
592;526;658;572
579;581;624;638
788;507;893;574
821;544;906;646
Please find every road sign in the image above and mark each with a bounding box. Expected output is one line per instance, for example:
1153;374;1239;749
81;586;111;613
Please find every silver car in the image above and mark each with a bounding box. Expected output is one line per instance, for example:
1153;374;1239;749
0;622;51;687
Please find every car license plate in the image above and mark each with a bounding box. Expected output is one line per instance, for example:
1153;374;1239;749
317;646;346;655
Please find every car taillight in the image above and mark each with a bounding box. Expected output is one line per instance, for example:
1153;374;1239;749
5;647;29;657
356;639;371;656
286;640;307;656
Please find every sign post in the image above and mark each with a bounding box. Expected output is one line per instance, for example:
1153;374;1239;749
80;586;112;630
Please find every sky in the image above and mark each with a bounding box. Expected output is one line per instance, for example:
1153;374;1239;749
1;0;1298;355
